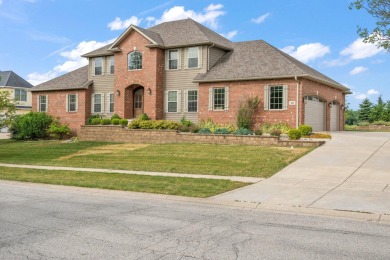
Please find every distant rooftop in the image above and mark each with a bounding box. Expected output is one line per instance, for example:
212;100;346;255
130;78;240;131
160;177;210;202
0;71;33;89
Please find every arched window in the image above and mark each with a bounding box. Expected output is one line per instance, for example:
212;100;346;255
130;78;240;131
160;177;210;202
128;51;142;70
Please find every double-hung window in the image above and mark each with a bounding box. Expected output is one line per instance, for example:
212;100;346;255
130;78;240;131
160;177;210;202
128;51;142;70
15;89;27;102
168;50;179;69
67;94;77;112
38;95;47;112
108;56;114;74
94;57;103;75
93;94;102;113
167;91;178;112
187;90;198;112
188;47;199;68
264;85;288;111
208;87;229;111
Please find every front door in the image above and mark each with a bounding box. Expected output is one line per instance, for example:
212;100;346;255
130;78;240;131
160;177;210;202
133;88;144;118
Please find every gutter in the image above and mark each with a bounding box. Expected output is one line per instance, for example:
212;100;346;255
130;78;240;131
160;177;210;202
295;76;299;128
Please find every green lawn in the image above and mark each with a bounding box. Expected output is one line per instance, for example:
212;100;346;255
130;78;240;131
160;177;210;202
0;140;313;178
0;166;247;198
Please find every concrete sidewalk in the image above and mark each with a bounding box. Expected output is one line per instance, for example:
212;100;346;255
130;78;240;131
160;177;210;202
212;132;390;214
0;133;10;139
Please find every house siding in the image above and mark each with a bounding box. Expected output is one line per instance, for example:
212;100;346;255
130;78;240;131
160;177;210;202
208;46;226;69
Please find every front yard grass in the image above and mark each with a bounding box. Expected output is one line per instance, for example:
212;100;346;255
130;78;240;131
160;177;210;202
0;167;247;198
0;140;313;178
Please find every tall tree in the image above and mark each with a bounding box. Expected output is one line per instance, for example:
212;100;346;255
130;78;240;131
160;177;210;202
350;0;390;50
358;98;374;122
0;90;16;129
370;95;386;121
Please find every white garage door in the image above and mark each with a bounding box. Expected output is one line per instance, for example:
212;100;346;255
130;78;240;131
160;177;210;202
304;96;325;132
330;101;339;131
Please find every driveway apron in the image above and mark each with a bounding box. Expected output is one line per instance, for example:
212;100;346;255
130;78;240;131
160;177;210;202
212;132;390;214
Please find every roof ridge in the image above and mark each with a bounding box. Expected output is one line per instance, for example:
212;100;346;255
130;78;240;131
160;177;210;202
35;65;88;87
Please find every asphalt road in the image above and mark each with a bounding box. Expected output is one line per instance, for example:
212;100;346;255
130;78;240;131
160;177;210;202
1;181;390;259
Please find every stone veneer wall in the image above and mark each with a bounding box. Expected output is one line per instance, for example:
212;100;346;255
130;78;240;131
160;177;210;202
79;126;324;147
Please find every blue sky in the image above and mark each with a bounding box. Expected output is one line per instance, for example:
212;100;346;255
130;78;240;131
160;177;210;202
0;0;388;110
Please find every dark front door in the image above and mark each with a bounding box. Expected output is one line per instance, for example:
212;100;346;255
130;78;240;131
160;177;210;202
133;88;144;118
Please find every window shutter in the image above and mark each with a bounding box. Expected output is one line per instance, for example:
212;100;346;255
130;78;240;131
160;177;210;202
106;93;111;113
184;90;188;112
177;90;182;113
198;47;202;68
164;91;168;113
178;49;182;70
101;93;105;113
224;86;229;111
184;48;188;69
66;94;69;112
37;96;40;112
75;94;79;112
283;85;288;110
91;94;95;113
208;88;213;111
264;86;269;111
165;50;169;70
45;95;49;112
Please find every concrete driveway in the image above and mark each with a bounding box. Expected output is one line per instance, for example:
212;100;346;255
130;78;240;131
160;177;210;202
213;132;390;214
0;132;10;139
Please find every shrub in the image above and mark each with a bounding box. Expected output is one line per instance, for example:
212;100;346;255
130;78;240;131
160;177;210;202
91;118;101;125
101;118;111;125
198;128;212;134
372;120;390;126
298;125;312;136
139;120;154;129
87;114;101;125
48;119;71;140
111;118;120;125
214;128;230;135
270;129;282;137
111;114;121;120
128;119;141;129
254;129;263;135
236;96;260;129
288;129;302;140
161;120;181;130
345;124;358;131
10;112;53;140
180;116;193;127
178;124;199;133
234;128;253;135
139;113;149;121
119;119;128;127
199;118;236;133
358;121;370;126
272;122;291;134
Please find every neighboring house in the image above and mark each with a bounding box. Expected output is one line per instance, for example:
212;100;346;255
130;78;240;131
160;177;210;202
31;18;350;133
0;71;33;132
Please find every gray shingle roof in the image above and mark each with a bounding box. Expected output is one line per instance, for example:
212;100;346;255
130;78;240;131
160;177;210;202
82;44;112;58
194;40;349;92
31;66;91;92
0;71;33;88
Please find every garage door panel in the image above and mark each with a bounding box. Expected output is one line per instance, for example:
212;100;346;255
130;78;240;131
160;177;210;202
330;103;339;131
304;99;325;132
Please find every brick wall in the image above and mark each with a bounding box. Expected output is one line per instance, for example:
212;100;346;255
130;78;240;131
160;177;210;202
114;30;164;120
32;88;91;133
78;126;324;147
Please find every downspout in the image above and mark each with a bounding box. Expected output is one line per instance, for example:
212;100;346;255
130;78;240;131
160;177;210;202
295;76;299;129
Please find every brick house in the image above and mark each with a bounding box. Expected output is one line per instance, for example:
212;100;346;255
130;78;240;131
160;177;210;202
31;18;350;133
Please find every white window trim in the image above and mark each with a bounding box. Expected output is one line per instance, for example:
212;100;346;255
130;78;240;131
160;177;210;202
93;57;104;76
264;85;288;111
92;93;104;113
165;49;181;70
15;89;27;102
164;90;181;113
209;87;229;111
37;95;48;112
107;56;115;75
186;46;201;69
184;89;198;113
66;93;78;113
128;51;143;71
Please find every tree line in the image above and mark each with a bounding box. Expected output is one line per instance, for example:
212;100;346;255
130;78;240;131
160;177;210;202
346;96;390;125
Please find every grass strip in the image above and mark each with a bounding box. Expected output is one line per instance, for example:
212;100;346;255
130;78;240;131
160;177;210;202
0;166;248;198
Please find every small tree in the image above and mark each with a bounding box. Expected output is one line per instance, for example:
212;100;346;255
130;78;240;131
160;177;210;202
370;95;386;122
358;98;373;122
0;90;16;129
236;96;260;129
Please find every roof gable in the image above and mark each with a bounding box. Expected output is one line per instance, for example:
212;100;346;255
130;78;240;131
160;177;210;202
108;25;160;51
0;71;33;88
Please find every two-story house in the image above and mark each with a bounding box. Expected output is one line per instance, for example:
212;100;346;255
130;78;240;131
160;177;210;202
31;18;350;133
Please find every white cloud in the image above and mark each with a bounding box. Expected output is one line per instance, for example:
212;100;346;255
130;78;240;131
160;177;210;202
221;30;237;40
367;89;379;95
340;38;384;60
251;13;270;24
349;66;367;75
354;93;367;100
0;0;3;6
153;4;225;29
107;16;142;31
281;43;330;63
146;16;155;27
28;39;114;85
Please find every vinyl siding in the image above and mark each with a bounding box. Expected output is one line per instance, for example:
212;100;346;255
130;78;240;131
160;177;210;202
209;46;226;69
163;46;207;123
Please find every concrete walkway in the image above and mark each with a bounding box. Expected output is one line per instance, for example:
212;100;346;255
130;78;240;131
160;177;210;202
212;132;390;214
0;163;263;183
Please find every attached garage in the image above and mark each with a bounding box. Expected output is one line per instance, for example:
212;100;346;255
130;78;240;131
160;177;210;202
304;96;326;132
330;101;340;131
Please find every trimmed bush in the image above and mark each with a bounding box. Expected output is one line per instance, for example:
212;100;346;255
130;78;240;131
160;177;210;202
111;114;121;120
214;128;230;135
270;129;282;137
91;118;101;125
358;121;370;126
298;125;312;136
112;118;120;125
48;119;71;140
254;129;263;135
234;128;253;135
180;116;193;127
198;128;212;134
101;118;111;125
288;129;302;140
10;112;53;140
139;113;149;121
119;119;128;127
87;114;101;125
178;124;199;133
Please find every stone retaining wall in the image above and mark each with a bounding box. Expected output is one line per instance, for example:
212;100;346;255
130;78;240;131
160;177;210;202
354;125;390;131
78;126;324;147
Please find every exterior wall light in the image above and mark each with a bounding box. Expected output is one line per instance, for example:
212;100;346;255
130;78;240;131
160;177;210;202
147;88;152;95
116;90;120;96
